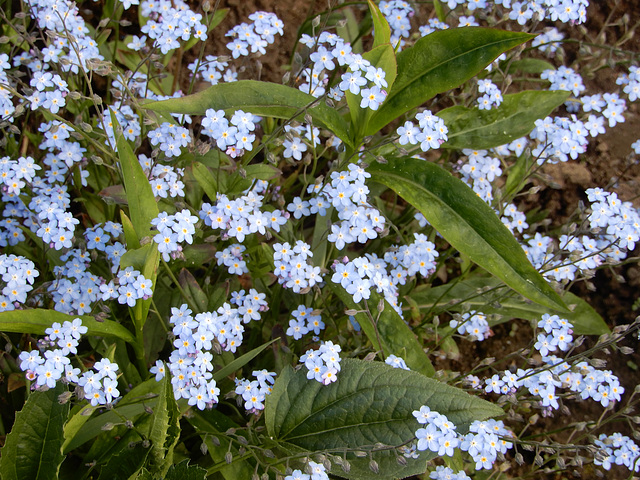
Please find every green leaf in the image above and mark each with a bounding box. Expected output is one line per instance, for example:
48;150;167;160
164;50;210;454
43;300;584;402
143;80;353;147
505;58;556;74
365;28;534;136
266;359;503;479
187;410;254;480
213;337;280;382
346;43;397;142
62;404;96;454
440;90;570;149
410;277;609;335
368;158;567;312
244;163;281;181
367;0;391;48
0;383;70;480
191;162;218;200
183;8;228;51
97;443;150;480
178;268;208;313
164;460;207;480
148;364;181;477
328;283;435;377
113;112;159;241
64;379;161;453
0;309;136;344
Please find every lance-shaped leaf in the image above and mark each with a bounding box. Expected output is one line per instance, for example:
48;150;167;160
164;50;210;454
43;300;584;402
409;277;609;335
365;28;533;136
328;283;435;377
266;359;503;479
0;309;135;344
369;158;566;312
148;364;181;477
143;80;353;147
0;383;70;480
367;0;391;48
440;90;570;149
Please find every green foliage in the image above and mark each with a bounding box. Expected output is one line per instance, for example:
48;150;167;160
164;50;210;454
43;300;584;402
0;383;70;480
0;309;135;344
144;80;354;147
368;158;567;312
329;283;435;377
365;28;534;135
266;359;503;479
441;90;571;149
410;277;610;335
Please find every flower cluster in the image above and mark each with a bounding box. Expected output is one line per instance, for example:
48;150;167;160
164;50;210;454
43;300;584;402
19;319;121;406
78;358;121;406
300;341;342;385
414;406;459;456
587;188;640;251
140;158;186;199
152;304;235;408
273;241;322;293
101;106;142;149
297;32;387;109
234;369;276;412
541;66;585;97
458;149;503;202
152;209;199;261
531;27;564;55
430;466;470;480
0;254;39;311
385;354;410;370
201;109;258;158
200;191;285;243
284;461;329;480
533;314;573;356
49;250;102;314
477;79;503;110
139;0;208;54
19;319;87;387
301;164;385;250
450;311;491;341
379;0;414;48
225;11;283;59
459;419;514;470
215;244;248;276
286;305;325;340
397;110;449;152
617;65;640;101
188;55;234;86
594;433;640;472
148;122;191;158
99;266;154;308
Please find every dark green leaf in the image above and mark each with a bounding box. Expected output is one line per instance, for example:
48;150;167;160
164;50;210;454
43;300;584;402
410;277;609;335
440;90;570;149
504;58;556;74
329;283;435;377
143;80;353;147
191;162;218;200
365;28;534;135
148;365;181;477
367;0;391;48
0;309;135;344
113;112;159;241
0;383;70;480
97;443;150;480
187;410;254;480
266;359;503;479
244;163;281;181
213;338;280;382
369;158;566;312
164;460;207;480
178;268;208;313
